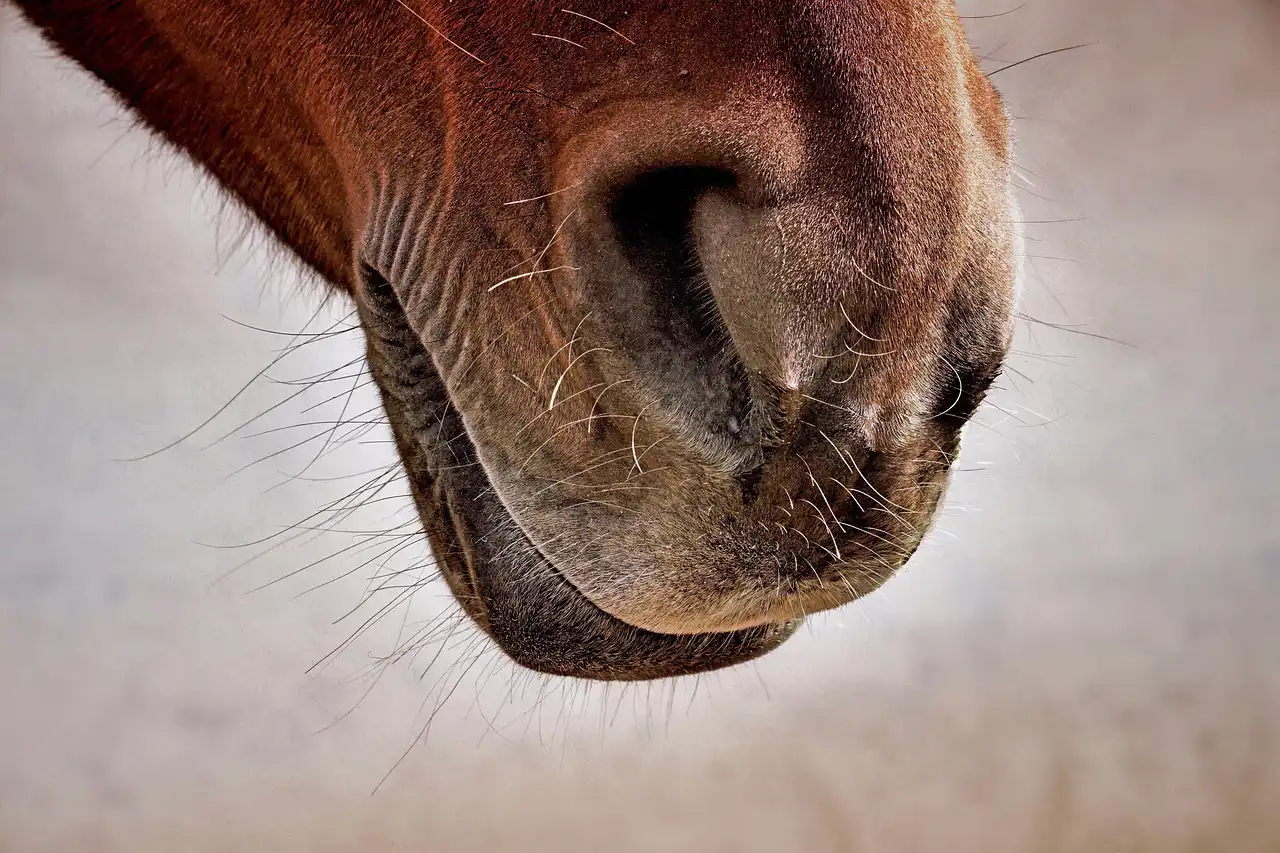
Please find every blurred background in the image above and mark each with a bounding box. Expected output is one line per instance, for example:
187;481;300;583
1;0;1277;850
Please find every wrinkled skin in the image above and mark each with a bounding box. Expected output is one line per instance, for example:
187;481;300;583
15;1;1018;680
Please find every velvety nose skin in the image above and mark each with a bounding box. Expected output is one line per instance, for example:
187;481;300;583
692;188;819;387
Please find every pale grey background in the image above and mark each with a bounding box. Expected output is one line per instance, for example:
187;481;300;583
1;0;1277;850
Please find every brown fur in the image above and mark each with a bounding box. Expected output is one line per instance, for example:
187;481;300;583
12;0;1018;680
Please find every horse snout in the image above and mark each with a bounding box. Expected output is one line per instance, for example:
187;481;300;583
485;103;955;637
371;1;1017;667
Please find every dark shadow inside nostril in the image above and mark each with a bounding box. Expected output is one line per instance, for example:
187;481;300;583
608;166;737;349
606;166;760;457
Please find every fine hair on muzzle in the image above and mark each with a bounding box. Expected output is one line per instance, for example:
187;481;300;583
12;0;1021;680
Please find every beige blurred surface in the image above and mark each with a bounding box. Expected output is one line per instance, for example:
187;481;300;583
2;1;1278;850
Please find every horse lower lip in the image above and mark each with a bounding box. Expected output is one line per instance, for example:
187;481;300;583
411;426;801;679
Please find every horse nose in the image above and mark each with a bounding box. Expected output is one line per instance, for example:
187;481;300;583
565;108;822;453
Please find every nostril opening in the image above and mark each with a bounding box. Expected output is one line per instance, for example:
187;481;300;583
606;166;759;449
609;166;732;258
608;165;738;347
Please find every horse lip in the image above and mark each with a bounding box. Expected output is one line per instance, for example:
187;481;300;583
413;421;801;679
355;243;803;678
366;325;800;680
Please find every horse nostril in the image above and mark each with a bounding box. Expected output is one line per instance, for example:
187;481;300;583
608;166;740;355
603;166;758;448
608;165;735;325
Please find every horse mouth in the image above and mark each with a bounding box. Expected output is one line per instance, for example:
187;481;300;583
359;265;799;681
417;416;799;681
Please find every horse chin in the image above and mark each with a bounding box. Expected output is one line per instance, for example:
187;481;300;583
402;411;800;681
